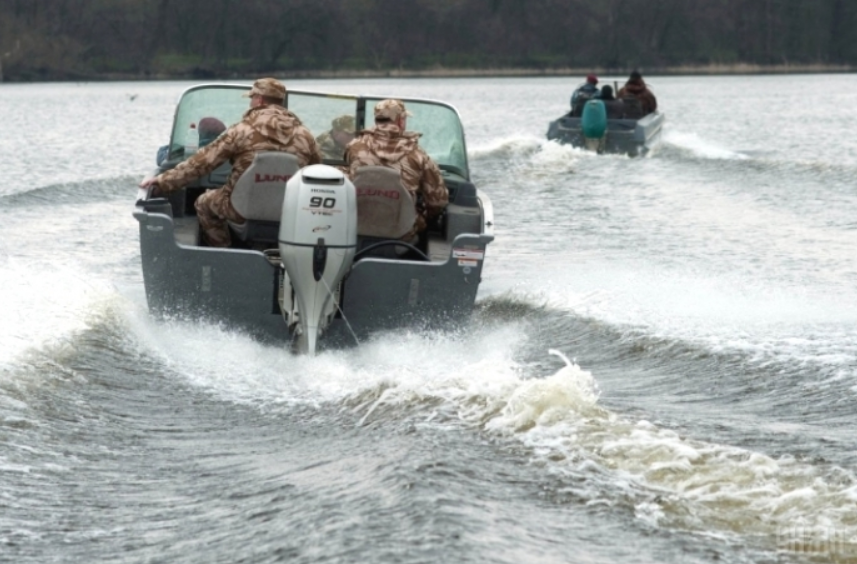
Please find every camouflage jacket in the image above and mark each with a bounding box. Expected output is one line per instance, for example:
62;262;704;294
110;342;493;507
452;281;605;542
156;104;322;194
316;130;345;161
345;122;449;228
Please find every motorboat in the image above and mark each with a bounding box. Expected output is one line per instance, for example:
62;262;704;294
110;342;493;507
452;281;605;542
133;84;494;354
546;96;664;157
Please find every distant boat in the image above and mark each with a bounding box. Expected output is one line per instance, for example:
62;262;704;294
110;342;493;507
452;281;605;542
547;96;664;157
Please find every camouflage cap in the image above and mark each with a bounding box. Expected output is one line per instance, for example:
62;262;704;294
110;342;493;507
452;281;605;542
243;77;287;101
374;99;412;120
331;115;355;133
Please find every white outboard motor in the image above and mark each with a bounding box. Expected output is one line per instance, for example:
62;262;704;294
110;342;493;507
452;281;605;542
278;165;357;355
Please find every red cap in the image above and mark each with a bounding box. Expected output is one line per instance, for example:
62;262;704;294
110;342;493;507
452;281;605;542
586;74;598;84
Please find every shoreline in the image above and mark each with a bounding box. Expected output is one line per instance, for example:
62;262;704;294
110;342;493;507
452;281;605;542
275;63;857;79
1;63;854;83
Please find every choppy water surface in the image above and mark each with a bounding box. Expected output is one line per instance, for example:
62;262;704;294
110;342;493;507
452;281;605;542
1;75;856;563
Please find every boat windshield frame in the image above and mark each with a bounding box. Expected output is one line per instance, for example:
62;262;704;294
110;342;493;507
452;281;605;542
167;83;470;179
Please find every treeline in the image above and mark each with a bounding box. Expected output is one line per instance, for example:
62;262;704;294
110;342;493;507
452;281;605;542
2;0;856;81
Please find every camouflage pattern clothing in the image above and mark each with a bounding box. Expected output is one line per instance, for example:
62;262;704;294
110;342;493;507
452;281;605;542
345;122;448;240
244;77;287;101
316;131;344;160
316;115;356;160
155;104;322;247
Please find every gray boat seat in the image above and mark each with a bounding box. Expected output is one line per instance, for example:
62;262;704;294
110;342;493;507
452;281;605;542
621;97;644;119
604;99;625;119
228;151;300;244
352;166;417;257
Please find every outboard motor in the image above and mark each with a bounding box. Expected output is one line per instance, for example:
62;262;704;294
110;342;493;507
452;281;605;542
278;165;357;355
581;99;607;152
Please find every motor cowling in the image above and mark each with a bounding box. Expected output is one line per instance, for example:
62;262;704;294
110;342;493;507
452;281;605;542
278;164;357;354
581;99;607;139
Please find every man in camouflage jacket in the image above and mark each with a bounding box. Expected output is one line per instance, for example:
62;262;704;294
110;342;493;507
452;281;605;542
344;99;449;240
139;77;322;247
316;114;356;161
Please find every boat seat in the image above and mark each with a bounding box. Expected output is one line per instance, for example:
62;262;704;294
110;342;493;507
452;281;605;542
228;151;300;244
604;99;625;119
352;165;418;257
621;97;644;119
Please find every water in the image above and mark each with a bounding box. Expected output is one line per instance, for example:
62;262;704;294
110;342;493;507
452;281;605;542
1;74;856;563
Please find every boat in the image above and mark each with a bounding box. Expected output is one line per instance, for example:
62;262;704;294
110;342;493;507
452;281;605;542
546;96;665;157
133;84;494;354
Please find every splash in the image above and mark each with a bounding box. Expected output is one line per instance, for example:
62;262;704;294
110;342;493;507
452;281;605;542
477;350;857;557
124;310;530;412
664;130;748;160
468;135;550;160
123;293;857;557
484;349;601;433
0;257;117;373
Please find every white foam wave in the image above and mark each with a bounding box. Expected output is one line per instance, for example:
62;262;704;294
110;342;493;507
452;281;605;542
124;309;530;409
468;135;595;180
503;260;857;374
528;140;591;174
477;357;857;551
483;350;601;432
468;135;550;160
126;303;857;553
0;257;116;373
664;130;748;160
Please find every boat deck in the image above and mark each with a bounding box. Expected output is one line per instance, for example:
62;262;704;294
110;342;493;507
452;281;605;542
171;214;455;265
173;217;199;247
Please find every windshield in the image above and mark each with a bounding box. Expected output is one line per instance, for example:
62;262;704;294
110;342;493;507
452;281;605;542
167;85;469;178
285;92;359;163
168;85;248;162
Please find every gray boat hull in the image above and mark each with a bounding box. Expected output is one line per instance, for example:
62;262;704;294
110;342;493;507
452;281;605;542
133;186;493;349
547;111;665;156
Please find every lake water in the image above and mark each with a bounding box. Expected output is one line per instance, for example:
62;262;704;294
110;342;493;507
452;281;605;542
1;74;856;563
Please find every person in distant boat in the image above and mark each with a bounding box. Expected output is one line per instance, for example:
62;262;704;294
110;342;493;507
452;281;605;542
596;85;625;119
155;116;228;166
316;114;356;160
197;116;226;146
617;70;657;115
139;77;322;248
570;74;599;114
344;99;449;242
